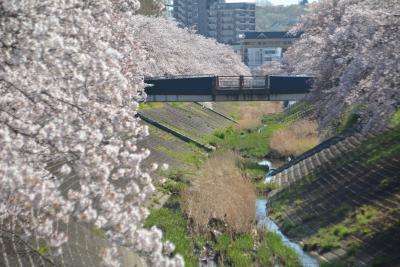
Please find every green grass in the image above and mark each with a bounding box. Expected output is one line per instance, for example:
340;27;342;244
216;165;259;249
37;241;49;256
91;227;106;238
346;240;361;256
229;109;241;121
273;102;313;122
139;102;164;110
168;102;190;108
332;225;351;239
239;159;268;179
214;233;231;254
213;232;301;267
179;145;208;168
389;109;400;127
305;229;339;252
211;120;285;158
269;180;309;220
337;106;360;133
145;101;320;266
157;144;208;169
158;167;193;183
156;167;195;195
303;205;384;253
159;180;186;195
211;102;314;158
145;207;197;267
214;233;254;267
256;238;274;266
294;199;304;207
256;181;277;193
259;232;301;267
362;124;400;164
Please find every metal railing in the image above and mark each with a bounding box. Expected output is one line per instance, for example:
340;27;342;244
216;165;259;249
216;76;267;90
144;74;215;80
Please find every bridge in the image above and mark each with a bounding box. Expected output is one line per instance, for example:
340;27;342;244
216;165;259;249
144;75;313;102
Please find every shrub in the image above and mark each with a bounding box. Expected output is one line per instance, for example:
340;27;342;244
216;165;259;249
182;152;256;234
161;180;186;195
333;225;351;238
256;181;277;193
270;119;320;156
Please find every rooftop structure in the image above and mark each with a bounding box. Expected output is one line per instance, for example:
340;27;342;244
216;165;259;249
240;31;300;71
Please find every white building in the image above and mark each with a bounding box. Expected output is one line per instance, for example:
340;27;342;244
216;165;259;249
240;31;300;71
246;47;282;70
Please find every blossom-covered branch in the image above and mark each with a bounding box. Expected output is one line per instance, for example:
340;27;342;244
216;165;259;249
284;0;399;131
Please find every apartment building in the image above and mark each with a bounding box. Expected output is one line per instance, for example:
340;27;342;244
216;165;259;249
173;1;255;44
208;2;256;44
173;0;218;36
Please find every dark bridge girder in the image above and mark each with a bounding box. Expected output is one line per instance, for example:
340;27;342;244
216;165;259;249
144;75;313;102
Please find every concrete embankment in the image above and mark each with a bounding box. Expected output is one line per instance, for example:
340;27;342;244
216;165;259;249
267;126;400;266
138;102;236;169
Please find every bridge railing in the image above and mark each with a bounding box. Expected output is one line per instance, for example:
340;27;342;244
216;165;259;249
217;76;267;90
144;74;214;80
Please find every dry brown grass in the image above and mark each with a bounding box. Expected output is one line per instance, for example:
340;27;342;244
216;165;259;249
237;102;282;129
182;152;256;234
270;119;320;156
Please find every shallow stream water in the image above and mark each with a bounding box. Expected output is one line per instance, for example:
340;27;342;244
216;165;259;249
257;160;319;267
255;198;319;267
200;160;319;267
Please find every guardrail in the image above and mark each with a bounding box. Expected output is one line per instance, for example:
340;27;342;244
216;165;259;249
216;76;266;89
144;74;214;80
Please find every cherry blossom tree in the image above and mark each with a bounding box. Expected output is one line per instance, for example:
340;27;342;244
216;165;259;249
0;0;188;266
130;15;250;77
284;0;400;132
254;61;287;76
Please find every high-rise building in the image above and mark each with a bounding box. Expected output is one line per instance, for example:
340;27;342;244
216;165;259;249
173;0;218;36
173;0;198;28
208;2;256;44
173;0;255;45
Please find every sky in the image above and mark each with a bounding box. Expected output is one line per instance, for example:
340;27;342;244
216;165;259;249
226;0;317;5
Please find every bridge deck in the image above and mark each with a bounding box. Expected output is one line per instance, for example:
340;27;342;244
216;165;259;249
144;75;313;102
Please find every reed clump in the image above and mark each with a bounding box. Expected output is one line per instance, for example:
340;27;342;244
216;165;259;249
182;151;256;234
237;102;282;129
270;119;320;156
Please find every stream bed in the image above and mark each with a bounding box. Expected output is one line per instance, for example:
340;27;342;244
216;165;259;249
255;198;319;267
257;160;319;267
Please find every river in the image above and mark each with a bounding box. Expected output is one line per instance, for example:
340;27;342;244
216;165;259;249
257;160;319;267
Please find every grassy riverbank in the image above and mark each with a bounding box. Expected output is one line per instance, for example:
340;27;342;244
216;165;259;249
144;101;316;266
210;102;316;158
